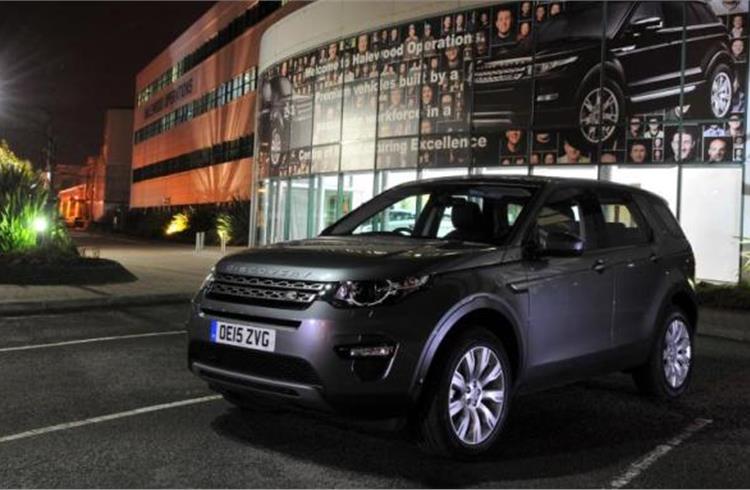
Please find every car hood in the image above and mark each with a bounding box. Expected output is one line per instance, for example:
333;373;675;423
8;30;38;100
215;236;510;282
491;37;600;61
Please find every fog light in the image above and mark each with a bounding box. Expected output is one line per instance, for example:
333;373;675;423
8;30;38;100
337;344;396;358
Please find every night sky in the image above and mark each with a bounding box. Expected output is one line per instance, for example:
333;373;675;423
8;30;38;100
0;2;213;167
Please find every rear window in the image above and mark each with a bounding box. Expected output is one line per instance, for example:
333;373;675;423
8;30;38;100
595;190;651;248
650;199;686;239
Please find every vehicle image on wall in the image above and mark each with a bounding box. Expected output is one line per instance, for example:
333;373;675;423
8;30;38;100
188;176;697;458
473;0;736;146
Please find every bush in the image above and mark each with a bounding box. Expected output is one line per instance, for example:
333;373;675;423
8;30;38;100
122;199;250;246
696;281;750;311
216;198;250;246
0;140;75;256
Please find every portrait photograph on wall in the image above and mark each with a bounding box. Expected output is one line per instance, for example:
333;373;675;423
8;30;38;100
256;0;750;175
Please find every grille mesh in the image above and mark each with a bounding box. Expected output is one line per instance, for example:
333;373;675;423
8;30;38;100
205;273;331;309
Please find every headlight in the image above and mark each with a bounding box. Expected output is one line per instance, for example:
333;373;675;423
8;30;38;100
330;275;430;308
532;56;578;76
200;268;215;291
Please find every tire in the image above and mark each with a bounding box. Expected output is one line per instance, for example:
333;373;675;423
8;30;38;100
632;307;694;400
691;62;733;119
572;77;625;149
418;327;512;459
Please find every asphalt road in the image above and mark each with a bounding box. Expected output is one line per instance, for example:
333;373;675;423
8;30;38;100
0;304;748;488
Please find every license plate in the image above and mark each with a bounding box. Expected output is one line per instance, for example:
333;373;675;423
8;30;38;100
210;320;276;352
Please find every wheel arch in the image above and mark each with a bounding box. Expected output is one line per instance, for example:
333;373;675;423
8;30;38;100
410;294;525;403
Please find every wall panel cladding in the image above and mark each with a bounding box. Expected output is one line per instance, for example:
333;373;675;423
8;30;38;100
256;0;749;176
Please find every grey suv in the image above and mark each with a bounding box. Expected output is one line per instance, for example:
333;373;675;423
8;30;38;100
188;176;697;458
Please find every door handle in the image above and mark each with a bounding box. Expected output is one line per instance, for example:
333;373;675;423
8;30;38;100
649;254;660;263
592;259;607;273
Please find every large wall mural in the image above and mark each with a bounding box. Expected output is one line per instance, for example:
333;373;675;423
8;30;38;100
257;1;749;177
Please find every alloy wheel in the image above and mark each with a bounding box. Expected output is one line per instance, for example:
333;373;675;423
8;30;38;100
270;128;282;167
579;86;620;144
448;345;506;445
710;72;732;118
662;319;692;389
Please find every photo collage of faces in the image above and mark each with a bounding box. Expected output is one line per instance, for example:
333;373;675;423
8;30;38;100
257;1;750;178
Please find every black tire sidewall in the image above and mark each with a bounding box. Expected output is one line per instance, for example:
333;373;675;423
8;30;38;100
427;328;513;457
652;309;695;398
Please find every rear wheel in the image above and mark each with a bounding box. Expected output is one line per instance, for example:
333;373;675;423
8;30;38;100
632;308;694;399
689;63;733;119
418;327;512;458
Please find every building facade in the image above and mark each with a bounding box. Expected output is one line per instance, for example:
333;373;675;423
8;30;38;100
130;1;302;209
133;0;750;284
58;109;133;225
252;0;750;284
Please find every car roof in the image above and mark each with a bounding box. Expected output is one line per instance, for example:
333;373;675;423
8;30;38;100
396;174;667;204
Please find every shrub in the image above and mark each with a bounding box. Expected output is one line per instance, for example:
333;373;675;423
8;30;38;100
0;140;74;255
216;199;250;245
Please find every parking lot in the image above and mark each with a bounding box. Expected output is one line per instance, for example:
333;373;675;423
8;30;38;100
1;303;748;488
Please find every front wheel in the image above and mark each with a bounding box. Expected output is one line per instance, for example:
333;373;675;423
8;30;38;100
632;308;694;399
418;327;512;458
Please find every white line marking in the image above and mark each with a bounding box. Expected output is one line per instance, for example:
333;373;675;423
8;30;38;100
0;330;186;353
609;417;713;489
0;395;223;444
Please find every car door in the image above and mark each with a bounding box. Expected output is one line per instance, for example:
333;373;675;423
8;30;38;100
593;189;662;353
523;186;615;383
610;1;684;107
683;1;727;89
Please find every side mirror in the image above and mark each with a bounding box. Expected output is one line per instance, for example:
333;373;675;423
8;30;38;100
629;16;663;34
538;230;585;257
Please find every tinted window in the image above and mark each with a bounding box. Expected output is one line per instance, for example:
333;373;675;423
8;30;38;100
687;2;716;25
630;1;663;25
534;188;595;248
597;192;650;247
662;2;685;28
650;198;686;238
537;2;630;42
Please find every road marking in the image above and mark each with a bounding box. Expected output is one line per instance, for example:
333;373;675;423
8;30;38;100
0;330;186;353
0;395;223;444
609;417;713;489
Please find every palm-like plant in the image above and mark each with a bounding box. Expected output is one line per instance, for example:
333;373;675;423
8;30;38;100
0;141;48;253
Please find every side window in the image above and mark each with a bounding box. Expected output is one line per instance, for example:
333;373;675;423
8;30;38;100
661;2;685;28
630;1;663;25
687;2;715;25
534;189;595;248
597;192;650;248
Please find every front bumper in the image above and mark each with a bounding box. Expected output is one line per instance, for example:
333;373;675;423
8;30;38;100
471;69;581;131
187;290;447;418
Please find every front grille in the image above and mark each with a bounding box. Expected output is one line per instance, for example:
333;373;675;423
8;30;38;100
474;57;531;85
205;273;331;310
190;340;322;385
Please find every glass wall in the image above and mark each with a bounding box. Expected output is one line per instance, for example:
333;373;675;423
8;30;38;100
254;0;750;282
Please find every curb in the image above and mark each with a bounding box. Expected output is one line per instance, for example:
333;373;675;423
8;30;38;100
698;307;750;343
0;293;193;317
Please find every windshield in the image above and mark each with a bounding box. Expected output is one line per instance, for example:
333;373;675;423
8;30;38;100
536;1;632;43
323;184;536;246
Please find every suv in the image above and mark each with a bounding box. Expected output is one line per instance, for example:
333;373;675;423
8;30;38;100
473;1;734;145
188;176;697;458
